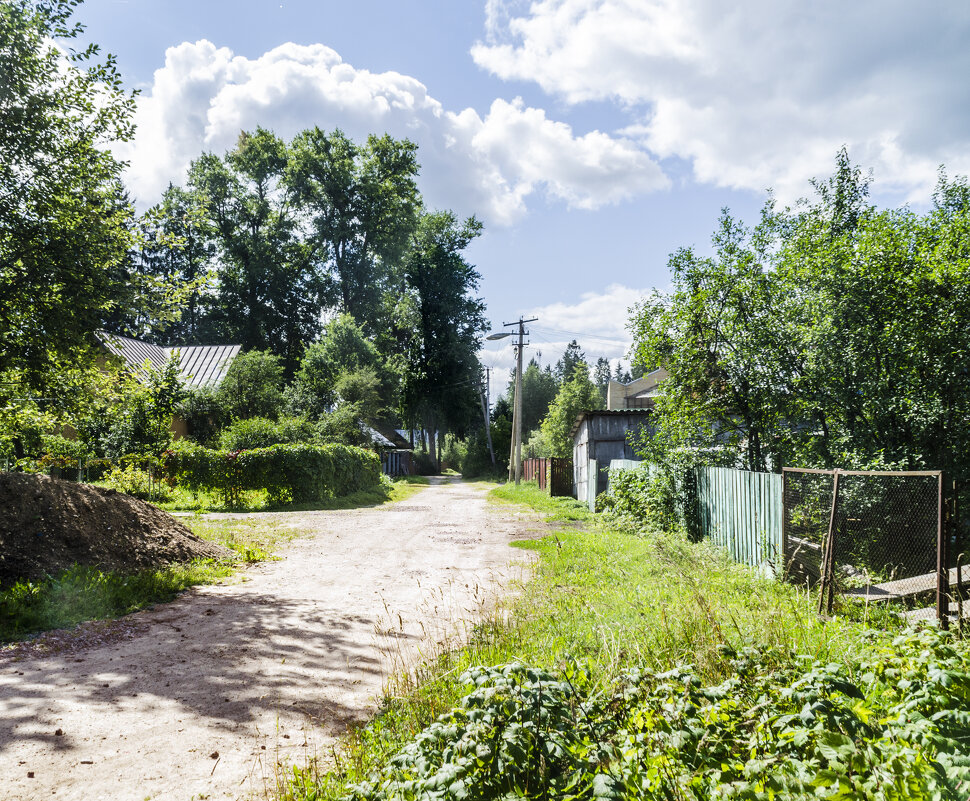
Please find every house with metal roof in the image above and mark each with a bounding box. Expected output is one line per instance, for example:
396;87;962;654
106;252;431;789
96;332;241;440
96;332;241;389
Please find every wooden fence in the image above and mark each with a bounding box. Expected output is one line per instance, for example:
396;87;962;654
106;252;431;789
381;450;414;477
522;457;573;496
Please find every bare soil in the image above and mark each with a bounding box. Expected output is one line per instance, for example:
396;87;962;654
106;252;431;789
0;478;544;801
0;473;231;586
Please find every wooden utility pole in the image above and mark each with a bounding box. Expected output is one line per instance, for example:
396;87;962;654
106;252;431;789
504;317;537;485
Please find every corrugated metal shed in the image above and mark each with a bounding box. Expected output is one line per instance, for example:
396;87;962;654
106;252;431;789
97;332;241;388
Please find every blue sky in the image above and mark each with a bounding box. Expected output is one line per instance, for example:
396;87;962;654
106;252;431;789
80;0;970;380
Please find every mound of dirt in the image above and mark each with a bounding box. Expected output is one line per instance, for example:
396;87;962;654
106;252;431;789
0;473;232;586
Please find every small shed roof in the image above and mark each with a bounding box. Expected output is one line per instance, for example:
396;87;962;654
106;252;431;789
570;408;653;438
97;332;241;388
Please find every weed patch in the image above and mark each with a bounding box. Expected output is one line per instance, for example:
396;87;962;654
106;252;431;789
0;561;230;642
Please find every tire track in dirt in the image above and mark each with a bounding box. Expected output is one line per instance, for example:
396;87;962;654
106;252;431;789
0;479;544;801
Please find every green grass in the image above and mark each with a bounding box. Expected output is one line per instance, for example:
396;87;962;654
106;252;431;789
489;479;593;524
280;484;905;800
157;475;429;513
0;561;232;642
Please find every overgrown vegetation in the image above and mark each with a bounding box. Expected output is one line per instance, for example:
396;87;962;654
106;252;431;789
278;484;948;801
632;151;970;478
165;441;381;506
0;561;230;642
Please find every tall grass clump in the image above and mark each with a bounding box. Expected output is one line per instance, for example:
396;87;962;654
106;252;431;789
0;561;231;641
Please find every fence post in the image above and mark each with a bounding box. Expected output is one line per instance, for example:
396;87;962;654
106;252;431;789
956;479;964;633
781;470;789;578
819;470;841;616
937;472;949;629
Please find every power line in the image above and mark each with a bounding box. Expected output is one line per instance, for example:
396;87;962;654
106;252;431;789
530;324;630;345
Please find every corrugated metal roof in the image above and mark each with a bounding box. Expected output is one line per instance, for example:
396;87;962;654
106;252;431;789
170;344;241;388
97;333;241;388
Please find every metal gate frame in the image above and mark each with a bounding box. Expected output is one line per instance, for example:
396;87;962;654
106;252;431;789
783;467;948;625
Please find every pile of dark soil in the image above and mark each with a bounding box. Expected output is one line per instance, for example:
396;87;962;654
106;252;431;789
0;473;232;586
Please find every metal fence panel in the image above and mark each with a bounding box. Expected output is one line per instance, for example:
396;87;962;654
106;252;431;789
695;466;783;573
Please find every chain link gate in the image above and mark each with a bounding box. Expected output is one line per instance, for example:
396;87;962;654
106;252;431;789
782;468;960;626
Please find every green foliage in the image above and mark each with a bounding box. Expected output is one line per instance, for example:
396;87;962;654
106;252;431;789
289;128;421;330
178;385;226;445
603;454;703;535
0;562;229;641
217;416;314;451
460;419;508;478
0;0;139;395
345;629;970;801
314;406;372;448
100;463;172;502
539;366;603;457
439;434;467;472
520;359;559;436
632;153;970;476
284;487;908;800
287;314;391;419
554;340;587;383
401;211;488;445
186;128;330;371
165;440;381;506
100;359;187;457
523;427;553;458
216;350;285;421
335;367;385;426
593;356;613;403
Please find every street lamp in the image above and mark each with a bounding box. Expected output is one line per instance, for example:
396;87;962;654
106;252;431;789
485;319;537;484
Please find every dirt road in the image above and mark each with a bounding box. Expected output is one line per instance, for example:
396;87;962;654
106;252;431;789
0;479;542;801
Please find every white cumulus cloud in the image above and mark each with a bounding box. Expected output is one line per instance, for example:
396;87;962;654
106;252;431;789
481;284;646;382
473;0;970;201
117;39;667;223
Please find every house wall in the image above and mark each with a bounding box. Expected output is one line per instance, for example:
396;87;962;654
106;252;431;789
573;412;654;498
572;419;590;499
606;368;669;410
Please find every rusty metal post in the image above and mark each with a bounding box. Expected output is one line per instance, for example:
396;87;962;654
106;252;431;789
781;469;790;579
938;472;949;629
956;479;963;633
819;470;841;616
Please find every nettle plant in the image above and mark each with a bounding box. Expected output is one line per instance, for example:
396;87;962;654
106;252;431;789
346;628;970;801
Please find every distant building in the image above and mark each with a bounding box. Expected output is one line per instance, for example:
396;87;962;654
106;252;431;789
96;332;241;439
97;332;241;389
606;368;668;410
571;409;653;502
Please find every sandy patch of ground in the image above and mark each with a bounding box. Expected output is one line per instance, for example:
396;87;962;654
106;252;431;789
0;479;545;801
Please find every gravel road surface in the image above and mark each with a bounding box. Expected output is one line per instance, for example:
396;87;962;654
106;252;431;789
0;479;542;801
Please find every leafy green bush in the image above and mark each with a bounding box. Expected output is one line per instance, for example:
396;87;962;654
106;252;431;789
440;434;466;472
346;628;970;801
101;463;172;502
216;350;285;420
606;456;702;536
165;440;381;506
218;416;314;451
179;386;227;445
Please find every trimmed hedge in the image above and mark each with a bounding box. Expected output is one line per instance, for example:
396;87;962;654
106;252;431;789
165;441;381;506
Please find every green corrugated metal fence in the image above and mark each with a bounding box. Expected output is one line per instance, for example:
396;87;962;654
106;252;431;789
695;467;783;573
